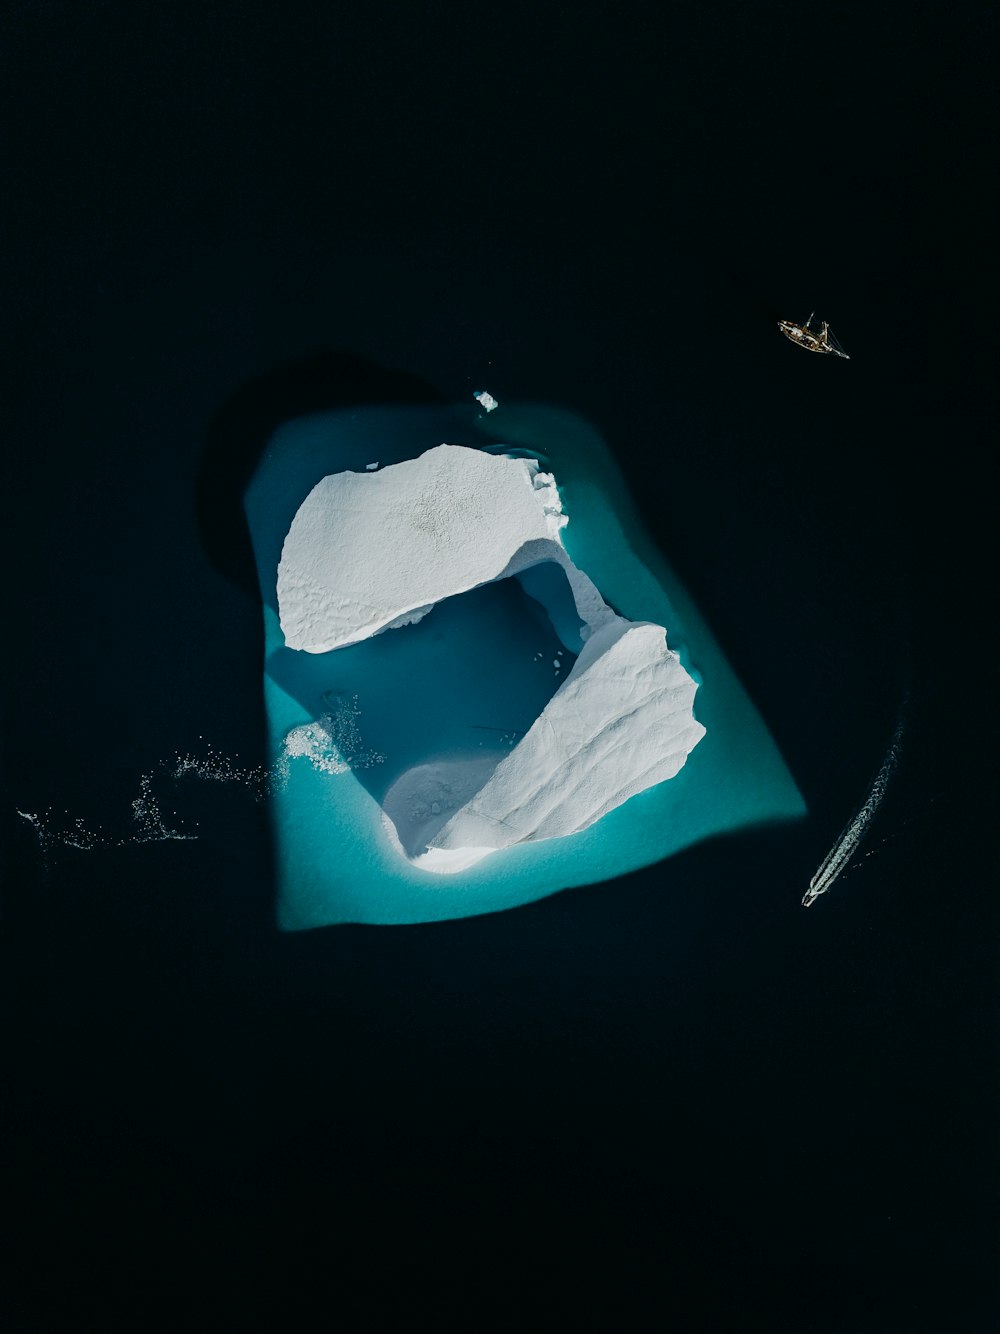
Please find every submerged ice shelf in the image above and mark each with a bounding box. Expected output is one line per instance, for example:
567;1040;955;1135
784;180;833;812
277;444;705;874
244;401;806;928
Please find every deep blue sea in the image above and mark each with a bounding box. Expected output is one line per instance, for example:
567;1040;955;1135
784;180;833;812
3;6;996;1331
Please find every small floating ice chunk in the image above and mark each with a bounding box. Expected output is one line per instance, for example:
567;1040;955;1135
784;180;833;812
366;461;379;470
473;390;498;413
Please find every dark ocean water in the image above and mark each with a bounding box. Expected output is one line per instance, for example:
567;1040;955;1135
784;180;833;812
2;5;996;1330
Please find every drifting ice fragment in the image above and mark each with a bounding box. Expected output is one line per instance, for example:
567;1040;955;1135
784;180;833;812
473;390;499;412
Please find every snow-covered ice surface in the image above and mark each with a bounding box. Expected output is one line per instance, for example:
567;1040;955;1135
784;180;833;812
244;403;805;928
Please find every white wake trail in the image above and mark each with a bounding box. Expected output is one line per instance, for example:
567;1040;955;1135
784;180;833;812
803;707;905;908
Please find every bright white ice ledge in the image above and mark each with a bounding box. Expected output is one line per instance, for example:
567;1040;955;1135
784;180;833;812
277;444;706;873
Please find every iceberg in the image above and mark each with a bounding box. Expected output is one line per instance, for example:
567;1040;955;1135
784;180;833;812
277;444;705;873
243;401;805;928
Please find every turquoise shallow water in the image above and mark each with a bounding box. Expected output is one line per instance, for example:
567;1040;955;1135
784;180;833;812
244;403;806;928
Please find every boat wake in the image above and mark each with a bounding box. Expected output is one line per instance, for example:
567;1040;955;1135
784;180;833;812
803;703;906;907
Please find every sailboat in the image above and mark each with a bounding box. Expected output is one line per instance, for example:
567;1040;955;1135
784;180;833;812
778;313;850;359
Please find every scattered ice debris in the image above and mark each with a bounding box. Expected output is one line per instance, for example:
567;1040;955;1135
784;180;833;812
17;773;195;866
16;809;111;859
16;742;275;867
366;462;379;470
171;742;273;799
553;659;562;671
282;722;351;777
473;390;498;413
281;693;384;778
130;772;199;843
